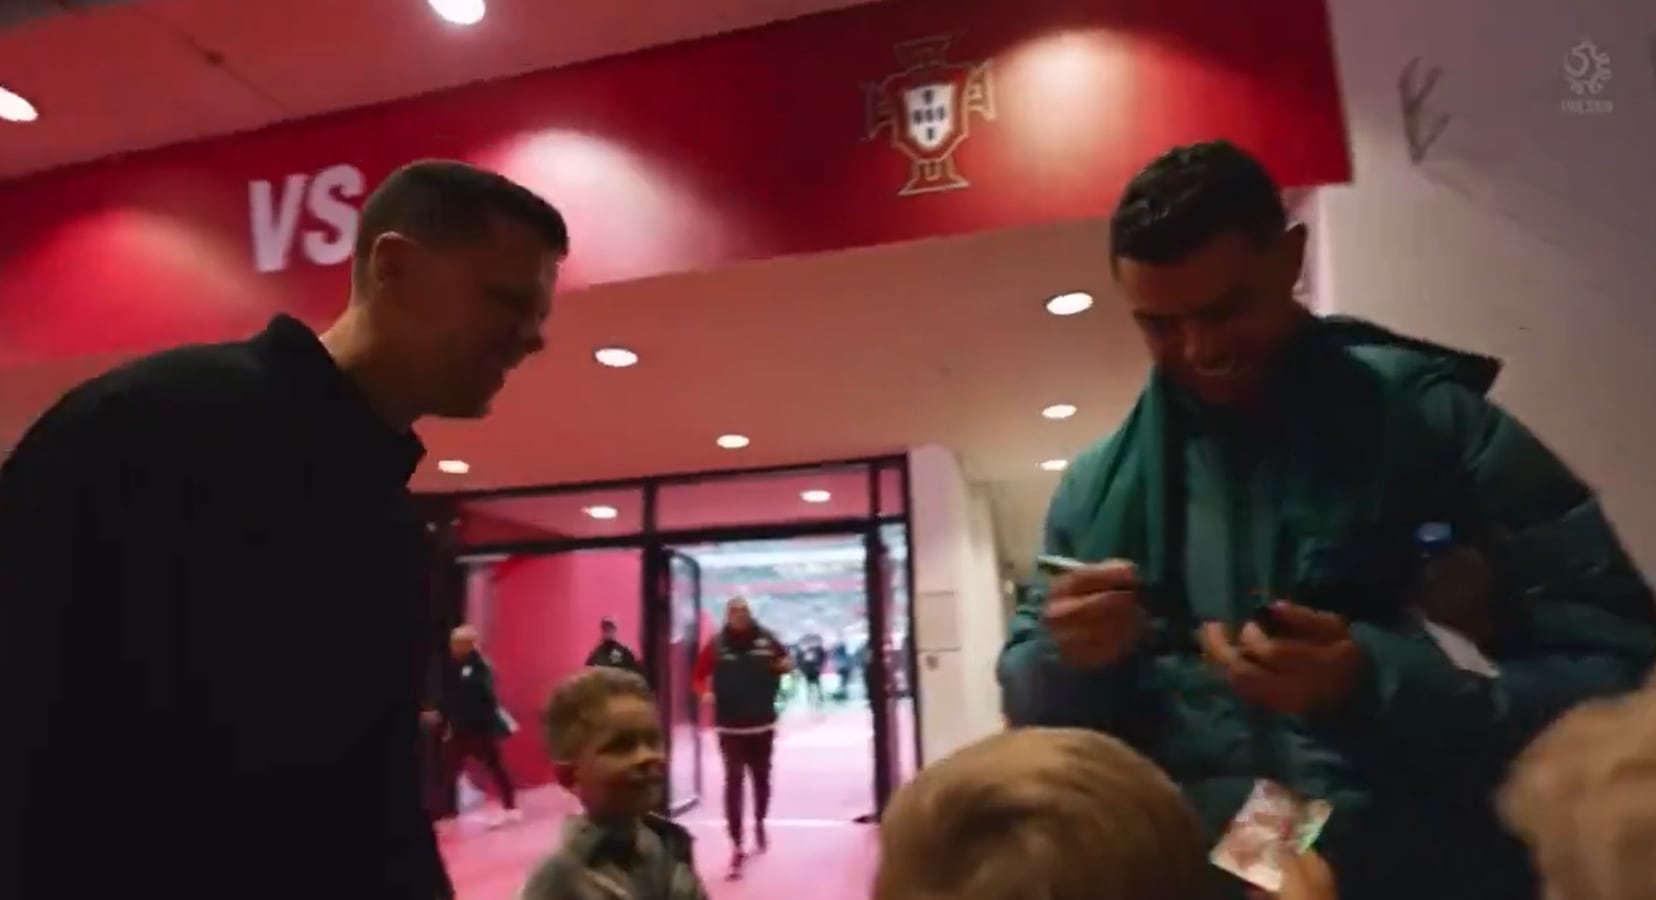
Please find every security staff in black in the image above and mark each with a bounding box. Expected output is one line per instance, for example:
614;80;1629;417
0;161;568;900
584;616;642;674
692;597;792;880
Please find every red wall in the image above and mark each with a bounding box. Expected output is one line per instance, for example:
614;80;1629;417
0;0;1349;366
474;549;642;789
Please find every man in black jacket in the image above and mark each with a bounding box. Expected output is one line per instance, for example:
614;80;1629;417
584;616;642;673
692;597;792;880
0;160;567;899
431;625;520;828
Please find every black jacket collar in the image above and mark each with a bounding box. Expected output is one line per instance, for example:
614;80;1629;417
249;315;425;485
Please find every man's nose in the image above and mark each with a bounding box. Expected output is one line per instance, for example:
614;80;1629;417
1182;320;1224;367
518;322;547;356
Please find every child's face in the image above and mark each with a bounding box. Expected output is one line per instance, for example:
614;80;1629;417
568;695;667;820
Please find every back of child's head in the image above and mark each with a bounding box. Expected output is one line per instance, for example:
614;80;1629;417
875;727;1209;900
1500;685;1656;900
542;666;655;764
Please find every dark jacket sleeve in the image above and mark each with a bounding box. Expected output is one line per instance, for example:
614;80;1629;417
1333;379;1656;773
996;455;1148;732
0;390;185;892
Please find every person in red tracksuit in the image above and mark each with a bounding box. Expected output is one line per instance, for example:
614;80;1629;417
691;597;792;880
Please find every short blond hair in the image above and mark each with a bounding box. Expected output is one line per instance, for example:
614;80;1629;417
541;667;654;762
875;727;1209;900
1500;685;1656;900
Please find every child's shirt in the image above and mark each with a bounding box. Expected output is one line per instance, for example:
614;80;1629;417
518;813;708;900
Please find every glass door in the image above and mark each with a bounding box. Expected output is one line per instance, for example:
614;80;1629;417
644;546;705;815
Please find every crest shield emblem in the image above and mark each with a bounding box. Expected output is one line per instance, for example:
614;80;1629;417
864;35;996;196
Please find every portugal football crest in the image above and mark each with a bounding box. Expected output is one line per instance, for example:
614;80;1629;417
863;34;997;196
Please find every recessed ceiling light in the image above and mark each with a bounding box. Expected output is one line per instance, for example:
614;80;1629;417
716;434;751;449
427;0;486;25
0;86;38;123
584;505;619;520
1042;403;1078;420
436;459;470;475
1045;291;1093;315
594;347;639;368
1040;458;1069;472
800;489;832;504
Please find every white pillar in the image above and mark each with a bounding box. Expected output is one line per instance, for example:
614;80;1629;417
907;444;1008;763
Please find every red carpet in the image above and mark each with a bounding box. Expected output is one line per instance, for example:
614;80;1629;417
443;708;890;899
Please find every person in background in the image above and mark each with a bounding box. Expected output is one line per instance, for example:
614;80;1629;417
430;624;521;829
873;726;1337;900
585;617;642;675
691;597;792;880
796;636;827;710
998;140;1656;900
829;639;854;703
519;667;707;900
0;160;567;899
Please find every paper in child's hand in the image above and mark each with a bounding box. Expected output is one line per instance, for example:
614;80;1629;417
1210;780;1332;893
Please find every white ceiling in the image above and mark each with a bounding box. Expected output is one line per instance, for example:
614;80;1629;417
0;0;887;178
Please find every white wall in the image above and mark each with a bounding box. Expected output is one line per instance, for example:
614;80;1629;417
1318;0;1656;571
907;444;1008;763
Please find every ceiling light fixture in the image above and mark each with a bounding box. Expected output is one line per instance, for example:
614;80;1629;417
593;347;639;368
1040;458;1069;472
584;505;619;520
800;489;832;504
0;86;39;123
1042;403;1078;420
1045;291;1093;316
427;0;486;26
716;434;751;449
436;459;470;475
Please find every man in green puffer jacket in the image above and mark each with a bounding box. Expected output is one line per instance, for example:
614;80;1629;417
999;141;1656;900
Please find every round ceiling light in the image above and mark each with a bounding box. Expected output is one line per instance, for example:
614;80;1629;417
0;86;39;123
716;434;751;449
1045;291;1094;316
1042;403;1078;420
436;459;471;475
584;505;619;520
428;0;486;25
800;489;832;504
1040;458;1069;472
594;347;639;368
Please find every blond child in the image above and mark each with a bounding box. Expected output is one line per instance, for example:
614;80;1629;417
875;727;1335;900
518;667;708;900
1500;684;1656;900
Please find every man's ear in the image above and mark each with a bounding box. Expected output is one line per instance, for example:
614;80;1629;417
1277;222;1309;294
554;762;577;789
367;231;418;295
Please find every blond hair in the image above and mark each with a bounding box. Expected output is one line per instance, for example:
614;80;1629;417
541;666;654;762
875;727;1209;900
1500;685;1656;900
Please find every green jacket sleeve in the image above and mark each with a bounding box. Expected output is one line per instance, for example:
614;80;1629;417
1329;378;1656;775
996;465;1147;732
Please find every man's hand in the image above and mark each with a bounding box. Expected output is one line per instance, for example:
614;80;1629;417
420;709;442;728
774;656;794;675
1042;560;1148;668
1199;603;1366;716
